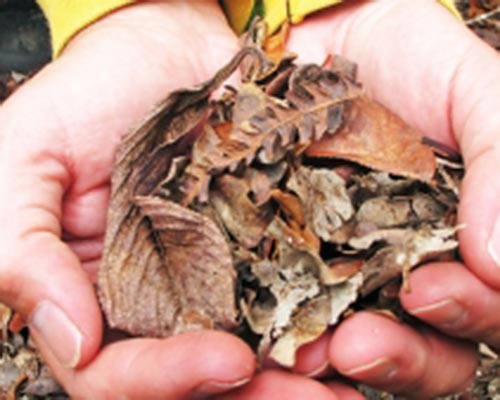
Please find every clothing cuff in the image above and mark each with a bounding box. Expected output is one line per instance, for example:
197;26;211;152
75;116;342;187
222;0;461;36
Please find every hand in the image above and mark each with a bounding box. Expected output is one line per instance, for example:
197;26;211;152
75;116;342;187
286;0;500;397
0;2;258;398
0;1;367;398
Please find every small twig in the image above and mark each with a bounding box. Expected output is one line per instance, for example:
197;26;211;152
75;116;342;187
466;6;500;26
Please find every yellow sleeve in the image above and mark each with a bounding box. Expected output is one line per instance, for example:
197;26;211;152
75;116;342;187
38;0;462;58
36;0;135;57
221;0;341;34
222;0;462;35
439;0;462;19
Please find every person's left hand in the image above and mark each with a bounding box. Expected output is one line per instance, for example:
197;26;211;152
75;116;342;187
284;1;500;397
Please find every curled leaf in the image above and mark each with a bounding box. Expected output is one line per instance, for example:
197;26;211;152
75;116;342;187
287;166;354;242
306;96;437;181
210;174;273;249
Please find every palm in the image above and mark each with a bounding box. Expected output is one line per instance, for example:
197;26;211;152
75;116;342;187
37;6;241;280
50;13;240;282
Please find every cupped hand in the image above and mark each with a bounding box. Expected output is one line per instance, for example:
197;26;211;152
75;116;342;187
287;0;500;397
0;2;259;398
0;1;369;398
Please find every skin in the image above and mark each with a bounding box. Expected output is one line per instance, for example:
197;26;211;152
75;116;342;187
0;0;498;398
289;0;500;397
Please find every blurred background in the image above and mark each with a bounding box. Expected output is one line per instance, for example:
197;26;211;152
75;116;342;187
0;0;50;75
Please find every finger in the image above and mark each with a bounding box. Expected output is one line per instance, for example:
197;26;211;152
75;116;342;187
64;234;103;282
458;144;500;289
401;262;500;350
62;185;110;239
326;382;366;400
220;370;339;400
0;121;102;369
39;331;255;400
330;312;477;398
441;0;500;290
293;331;332;377
0;236;102;369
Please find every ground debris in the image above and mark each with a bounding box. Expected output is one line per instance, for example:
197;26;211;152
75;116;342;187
0;304;67;399
0;72;27;103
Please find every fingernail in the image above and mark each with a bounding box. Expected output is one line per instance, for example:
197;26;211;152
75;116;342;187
343;357;398;381
410;298;467;328
305;361;330;378
488;215;500;268
193;377;250;398
29;301;82;368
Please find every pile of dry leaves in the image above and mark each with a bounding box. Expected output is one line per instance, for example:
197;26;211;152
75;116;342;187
98;35;462;368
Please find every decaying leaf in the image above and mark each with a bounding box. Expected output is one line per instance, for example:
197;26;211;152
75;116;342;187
210;174;273;249
350;226;459;295
306;96;437;181
99;27;464;367
0;303;65;399
269;271;363;367
287;166;354;242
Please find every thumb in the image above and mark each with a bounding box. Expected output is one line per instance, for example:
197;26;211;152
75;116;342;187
0;94;102;369
50;332;256;399
450;37;500;289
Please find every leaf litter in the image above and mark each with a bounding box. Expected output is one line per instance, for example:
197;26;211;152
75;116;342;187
98;26;464;367
0;305;65;400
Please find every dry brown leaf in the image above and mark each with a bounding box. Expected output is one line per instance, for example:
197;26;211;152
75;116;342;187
287;166;354;242
271;189;306;226
245;162;288;205
306;96;437;181
269;295;331;367
327;258;364;284
211;174;273;249
270;272;363;366
356;196;413;229
354;227;458;296
98;49;264;336
100;196;238;336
